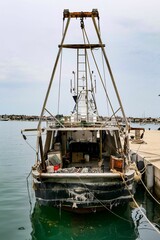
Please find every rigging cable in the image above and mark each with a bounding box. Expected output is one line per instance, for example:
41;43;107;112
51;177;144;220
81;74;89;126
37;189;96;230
44;108;65;128
98;17;110;117
21;131;37;152
92;15;129;131
57;19;64;115
81;24;99;116
83;27;119;126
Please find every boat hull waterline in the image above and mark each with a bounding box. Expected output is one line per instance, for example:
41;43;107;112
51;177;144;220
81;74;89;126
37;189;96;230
33;170;136;213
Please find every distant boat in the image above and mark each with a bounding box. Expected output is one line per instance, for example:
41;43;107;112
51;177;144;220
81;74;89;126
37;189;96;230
22;9;140;213
0;117;9;121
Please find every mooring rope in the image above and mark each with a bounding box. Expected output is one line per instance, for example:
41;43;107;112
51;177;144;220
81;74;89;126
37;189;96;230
120;173;160;235
140;177;160;205
132;142;160;206
77;167;160;231
77;176;132;223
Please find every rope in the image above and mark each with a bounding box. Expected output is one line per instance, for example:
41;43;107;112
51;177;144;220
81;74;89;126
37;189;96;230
57;49;63;115
140;177;160;205
120;173;160;235
21;133;37;152
133;144;160;205
45;108;65;128
135;143;142;155
139;165;147;175
77;176;132;223
57;20;64;115
81;28;99;116
98;18;110;116
26;169;33;215
83;27;120;127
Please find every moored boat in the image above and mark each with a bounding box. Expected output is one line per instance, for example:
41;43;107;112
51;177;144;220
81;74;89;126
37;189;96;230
22;9;140;213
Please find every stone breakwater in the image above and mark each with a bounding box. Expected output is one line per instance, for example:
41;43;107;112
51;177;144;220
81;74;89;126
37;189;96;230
1;115;160;123
0;114;41;121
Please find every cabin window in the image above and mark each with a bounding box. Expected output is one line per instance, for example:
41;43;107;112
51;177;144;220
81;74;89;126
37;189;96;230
102;130;121;156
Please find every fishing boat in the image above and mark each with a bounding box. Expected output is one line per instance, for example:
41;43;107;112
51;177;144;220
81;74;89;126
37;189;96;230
22;9;140;213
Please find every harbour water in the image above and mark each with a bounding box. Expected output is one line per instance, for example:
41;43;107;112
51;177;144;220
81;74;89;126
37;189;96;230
0;121;160;240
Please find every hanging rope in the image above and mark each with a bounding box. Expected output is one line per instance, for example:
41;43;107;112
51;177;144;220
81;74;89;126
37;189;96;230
120;173;160;235
26;169;33;215
140;177;160;205
132;141;160;205
21;131;37;152
77;176;132;223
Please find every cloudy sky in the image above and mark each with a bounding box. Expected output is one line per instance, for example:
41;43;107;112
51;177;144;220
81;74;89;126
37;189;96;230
0;0;160;118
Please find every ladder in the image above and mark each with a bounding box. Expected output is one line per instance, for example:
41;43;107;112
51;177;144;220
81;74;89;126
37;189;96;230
76;48;89;120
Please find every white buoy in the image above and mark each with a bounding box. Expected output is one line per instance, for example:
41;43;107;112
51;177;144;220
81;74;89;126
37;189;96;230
146;164;154;191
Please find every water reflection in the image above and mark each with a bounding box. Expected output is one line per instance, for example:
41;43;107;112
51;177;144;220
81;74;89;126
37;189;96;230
132;207;160;240
30;185;160;240
31;203;136;240
131;185;160;240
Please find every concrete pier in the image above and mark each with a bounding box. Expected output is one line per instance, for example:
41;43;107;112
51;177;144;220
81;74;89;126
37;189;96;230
130;130;160;198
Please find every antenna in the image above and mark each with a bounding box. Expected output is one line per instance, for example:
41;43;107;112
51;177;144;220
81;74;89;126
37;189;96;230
72;71;76;94
94;75;96;93
70;79;72;93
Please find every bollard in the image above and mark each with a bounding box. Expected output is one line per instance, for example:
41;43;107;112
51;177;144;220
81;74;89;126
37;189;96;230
146;164;154;191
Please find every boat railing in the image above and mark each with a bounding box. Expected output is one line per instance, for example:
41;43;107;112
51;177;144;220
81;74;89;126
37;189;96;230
46;118;121;129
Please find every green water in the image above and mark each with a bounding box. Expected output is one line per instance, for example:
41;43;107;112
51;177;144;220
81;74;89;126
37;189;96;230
0;121;160;240
31;204;136;240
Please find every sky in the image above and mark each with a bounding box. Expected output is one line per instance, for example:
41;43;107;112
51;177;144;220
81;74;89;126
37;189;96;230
0;0;160;118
